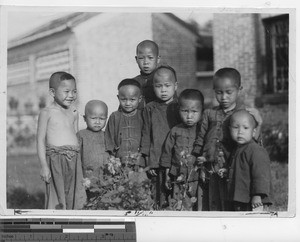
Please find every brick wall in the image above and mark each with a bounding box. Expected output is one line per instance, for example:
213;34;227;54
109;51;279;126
152;14;198;94
213;14;263;107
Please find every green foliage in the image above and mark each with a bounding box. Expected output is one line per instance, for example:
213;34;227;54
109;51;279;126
270;162;288;211
7;187;44;209
84;155;154;210
13;125;36;147
6;154;288;211
7;116;37;153
164;151;198;211
259;105;288;162
262;122;288;162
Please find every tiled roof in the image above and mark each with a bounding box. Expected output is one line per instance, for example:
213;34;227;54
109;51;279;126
8;12;200;49
8;12;100;49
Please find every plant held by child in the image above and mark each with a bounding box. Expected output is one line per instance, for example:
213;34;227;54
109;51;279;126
84;154;154;210
166;150;198;211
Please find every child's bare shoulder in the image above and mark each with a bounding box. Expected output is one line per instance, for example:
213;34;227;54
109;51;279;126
39;105;58;119
38;106;53;119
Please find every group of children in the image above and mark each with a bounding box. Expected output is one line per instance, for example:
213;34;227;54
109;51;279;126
37;40;272;211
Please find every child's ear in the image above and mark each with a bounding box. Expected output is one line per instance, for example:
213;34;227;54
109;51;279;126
83;115;87;122
174;82;178;91
135;56;138;63
117;95;119;100
49;88;55;98
157;55;161;64
138;95;142;103
252;128;257;138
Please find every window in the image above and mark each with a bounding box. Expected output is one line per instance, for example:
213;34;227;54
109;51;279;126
263;14;289;94
7;60;30;86
196;35;213;74
35;50;70;81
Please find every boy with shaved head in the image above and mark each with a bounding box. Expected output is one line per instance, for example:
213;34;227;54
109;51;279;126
227;110;272;211
160;89;205;210
37;71;86;209
141;65;181;208
192;67;263;211
105;79;145;166
77;100;109;199
134;40;161;107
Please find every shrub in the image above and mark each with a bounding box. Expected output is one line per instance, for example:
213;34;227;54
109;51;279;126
259;105;288;162
7;187;44;209
270;162;288;211
84;154;154;210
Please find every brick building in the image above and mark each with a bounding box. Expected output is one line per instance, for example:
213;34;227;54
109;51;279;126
7;12;201;122
213;13;289;108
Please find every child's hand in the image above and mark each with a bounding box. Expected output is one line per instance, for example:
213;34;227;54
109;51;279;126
109;154;116;160
218;168;227;178
251;195;263;210
196;156;206;166
200;169;206;182
40;166;51;183
246;107;263;126
165;173;172;190
148;169;157;176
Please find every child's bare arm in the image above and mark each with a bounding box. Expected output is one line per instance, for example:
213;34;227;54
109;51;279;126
37;109;51;183
165;168;171;190
73;110;79;133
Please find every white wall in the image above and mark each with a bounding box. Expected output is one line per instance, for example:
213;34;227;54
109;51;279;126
73;13;153;129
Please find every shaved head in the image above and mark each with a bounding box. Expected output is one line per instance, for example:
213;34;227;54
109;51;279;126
84;100;108;117
230;109;257;128
153;65;177;84
49;71;75;90
136;40;159;56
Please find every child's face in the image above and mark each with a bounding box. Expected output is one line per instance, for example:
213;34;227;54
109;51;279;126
135;46;160;75
230;113;256;145
214;77;240;110
52;79;77;109
153;72;177;103
118;85;141;114
84;105;107;132
179;99;202;127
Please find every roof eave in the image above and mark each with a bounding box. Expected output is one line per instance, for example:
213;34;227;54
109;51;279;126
8;24;71;49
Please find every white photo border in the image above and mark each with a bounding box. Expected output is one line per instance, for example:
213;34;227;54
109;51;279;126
0;0;297;221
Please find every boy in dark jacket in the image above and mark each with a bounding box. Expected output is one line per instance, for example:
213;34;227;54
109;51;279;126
141;65;181;208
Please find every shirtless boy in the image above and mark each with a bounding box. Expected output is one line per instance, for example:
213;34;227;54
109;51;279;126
37;71;86;209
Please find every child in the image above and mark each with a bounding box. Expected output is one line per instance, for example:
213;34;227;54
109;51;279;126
160;89;204;211
105;79;144;167
227;110;272;211
37;71;86;209
192;67;263;211
134;40;161;107
141;65;181;208
77;100;109;199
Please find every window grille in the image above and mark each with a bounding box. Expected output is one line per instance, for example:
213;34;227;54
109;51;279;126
263;14;289;94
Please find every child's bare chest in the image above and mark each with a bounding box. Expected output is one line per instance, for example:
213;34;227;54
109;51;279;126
48;109;75;130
